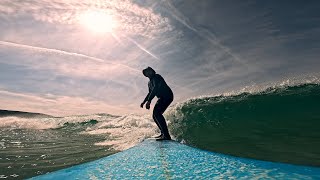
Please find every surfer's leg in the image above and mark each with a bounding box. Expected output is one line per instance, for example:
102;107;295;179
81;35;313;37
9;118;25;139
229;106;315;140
153;98;172;139
153;111;170;139
152;113;163;135
153;100;164;135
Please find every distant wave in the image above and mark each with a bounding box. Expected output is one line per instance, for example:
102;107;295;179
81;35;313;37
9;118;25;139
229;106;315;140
166;83;320;166
0;110;52;118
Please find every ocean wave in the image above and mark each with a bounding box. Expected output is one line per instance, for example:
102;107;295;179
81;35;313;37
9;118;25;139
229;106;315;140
86;114;157;150
0;116;58;130
1;79;319;167
0;113;158;151
166;83;320;166
0;114;114;129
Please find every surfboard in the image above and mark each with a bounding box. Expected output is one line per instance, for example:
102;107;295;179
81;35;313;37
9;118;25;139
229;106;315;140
29;139;320;179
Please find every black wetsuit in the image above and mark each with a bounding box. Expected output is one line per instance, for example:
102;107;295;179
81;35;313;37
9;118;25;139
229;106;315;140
143;74;173;138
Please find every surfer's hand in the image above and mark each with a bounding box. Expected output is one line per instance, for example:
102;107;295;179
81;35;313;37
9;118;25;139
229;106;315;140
140;102;144;108
146;101;151;110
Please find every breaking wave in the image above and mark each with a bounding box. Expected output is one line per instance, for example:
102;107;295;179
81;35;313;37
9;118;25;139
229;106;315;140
166;83;320;166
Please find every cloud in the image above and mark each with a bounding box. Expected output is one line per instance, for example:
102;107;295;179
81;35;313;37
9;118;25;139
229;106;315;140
0;40;148;106
0;0;172;37
0;90;128;116
0;40;140;79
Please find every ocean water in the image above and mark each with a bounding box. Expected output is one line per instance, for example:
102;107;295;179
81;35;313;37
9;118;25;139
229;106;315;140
0;114;158;179
167;83;320;166
0;82;320;179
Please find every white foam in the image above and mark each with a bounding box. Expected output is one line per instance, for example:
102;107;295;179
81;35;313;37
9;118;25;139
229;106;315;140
85;114;157;151
0;114;115;130
0;113;158;151
0;116;57;130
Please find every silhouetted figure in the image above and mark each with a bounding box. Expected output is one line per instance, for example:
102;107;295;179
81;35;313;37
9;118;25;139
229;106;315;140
140;67;173;141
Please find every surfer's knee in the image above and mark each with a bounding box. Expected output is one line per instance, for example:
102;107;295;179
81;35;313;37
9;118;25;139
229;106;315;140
153;110;161;118
152;113;157;120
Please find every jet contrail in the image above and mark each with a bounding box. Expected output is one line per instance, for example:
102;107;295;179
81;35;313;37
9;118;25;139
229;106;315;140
0;40;140;73
125;37;159;60
164;1;260;71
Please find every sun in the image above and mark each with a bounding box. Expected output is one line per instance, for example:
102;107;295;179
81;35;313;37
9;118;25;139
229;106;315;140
79;10;116;34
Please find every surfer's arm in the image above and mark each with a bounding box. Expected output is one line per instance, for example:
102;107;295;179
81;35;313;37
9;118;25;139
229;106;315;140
147;78;161;102
142;92;150;104
142;82;152;104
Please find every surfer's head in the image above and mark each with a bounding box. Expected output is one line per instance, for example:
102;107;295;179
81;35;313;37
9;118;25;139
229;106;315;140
142;67;156;78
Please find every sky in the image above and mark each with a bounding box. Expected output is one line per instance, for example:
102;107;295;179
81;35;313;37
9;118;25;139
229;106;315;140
0;0;319;116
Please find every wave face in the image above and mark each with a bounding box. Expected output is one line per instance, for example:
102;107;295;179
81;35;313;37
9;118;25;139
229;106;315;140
167;83;320;166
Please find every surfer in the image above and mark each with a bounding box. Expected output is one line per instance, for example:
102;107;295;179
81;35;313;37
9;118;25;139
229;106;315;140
140;67;173;141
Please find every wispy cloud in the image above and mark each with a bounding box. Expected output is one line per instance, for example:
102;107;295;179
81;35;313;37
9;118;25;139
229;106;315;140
0;0;172;37
0;40;140;74
163;1;252;68
0;90;127;116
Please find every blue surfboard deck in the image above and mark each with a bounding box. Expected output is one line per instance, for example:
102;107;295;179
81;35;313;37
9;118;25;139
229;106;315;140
30;139;320;179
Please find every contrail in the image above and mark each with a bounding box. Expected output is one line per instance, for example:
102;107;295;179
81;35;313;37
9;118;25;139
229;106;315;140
164;1;259;71
0;40;140;73
125;37;160;60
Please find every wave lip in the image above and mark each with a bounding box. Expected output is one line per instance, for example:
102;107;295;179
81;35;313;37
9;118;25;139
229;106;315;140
167;83;320;166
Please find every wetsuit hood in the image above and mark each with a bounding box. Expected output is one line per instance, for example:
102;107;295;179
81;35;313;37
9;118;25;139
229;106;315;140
142;67;156;78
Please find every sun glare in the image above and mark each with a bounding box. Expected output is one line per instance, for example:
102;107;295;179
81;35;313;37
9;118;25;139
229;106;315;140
79;10;116;34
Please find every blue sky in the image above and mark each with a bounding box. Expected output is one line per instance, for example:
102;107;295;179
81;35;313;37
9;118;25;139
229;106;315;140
0;0;319;116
